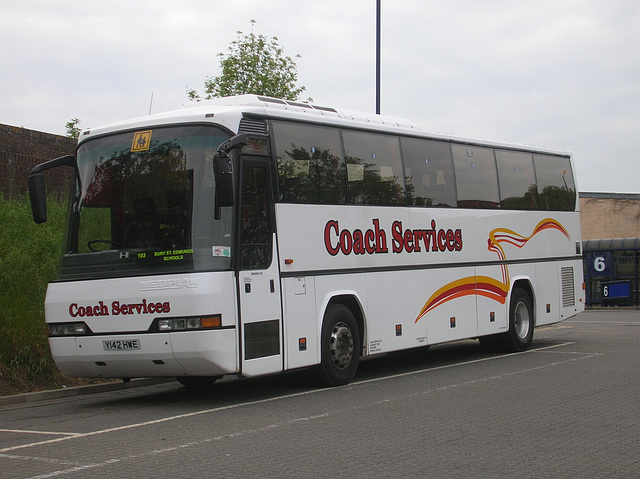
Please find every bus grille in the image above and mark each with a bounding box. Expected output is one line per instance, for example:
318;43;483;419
239;118;268;135
561;267;575;307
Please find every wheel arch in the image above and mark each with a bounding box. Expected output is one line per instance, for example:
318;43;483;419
324;294;366;355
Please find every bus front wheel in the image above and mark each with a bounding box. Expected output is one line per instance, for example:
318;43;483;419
317;304;361;387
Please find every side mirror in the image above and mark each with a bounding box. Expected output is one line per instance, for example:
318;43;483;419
27;155;76;224
29;173;48;224
213;133;248;208
214;152;234;208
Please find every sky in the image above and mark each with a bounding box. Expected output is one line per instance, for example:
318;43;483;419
2;0;639;193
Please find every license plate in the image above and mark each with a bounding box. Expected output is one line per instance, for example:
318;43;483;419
102;339;141;351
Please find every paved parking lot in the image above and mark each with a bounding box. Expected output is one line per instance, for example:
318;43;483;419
0;309;638;478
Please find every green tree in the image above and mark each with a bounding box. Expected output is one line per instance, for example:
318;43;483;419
65;118;81;139
187;20;306;101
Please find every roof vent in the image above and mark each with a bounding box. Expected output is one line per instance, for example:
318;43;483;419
257;96;286;105
239;118;268;135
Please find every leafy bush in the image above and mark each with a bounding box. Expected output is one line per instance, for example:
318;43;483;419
0;196;69;393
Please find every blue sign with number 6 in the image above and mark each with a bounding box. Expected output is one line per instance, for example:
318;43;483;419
587;252;612;276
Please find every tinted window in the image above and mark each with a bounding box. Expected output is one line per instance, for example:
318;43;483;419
272;121;346;204
240;164;272;270
62;125;231;280
534;154;576;211
343;131;405;206
452;144;499;209
496;150;537;210
401;138;456;207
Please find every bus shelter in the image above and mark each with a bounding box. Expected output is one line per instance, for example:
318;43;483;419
583;237;640;307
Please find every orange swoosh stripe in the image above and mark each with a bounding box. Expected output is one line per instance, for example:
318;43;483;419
415;276;509;323
415;219;569;323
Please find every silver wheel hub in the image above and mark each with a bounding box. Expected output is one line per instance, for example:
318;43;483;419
329;322;354;370
514;301;531;340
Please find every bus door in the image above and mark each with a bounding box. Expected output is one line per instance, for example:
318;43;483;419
237;158;283;376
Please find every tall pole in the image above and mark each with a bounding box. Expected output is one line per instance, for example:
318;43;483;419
376;0;381;114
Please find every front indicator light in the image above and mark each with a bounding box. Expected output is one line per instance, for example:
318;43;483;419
201;315;222;329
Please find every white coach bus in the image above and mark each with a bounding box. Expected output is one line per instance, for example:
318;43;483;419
29;95;584;387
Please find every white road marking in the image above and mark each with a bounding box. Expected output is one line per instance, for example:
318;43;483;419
20;414;332;479
13;342;602;479
568;320;639;325
0;429;79;436
0;341;582;455
0;387;333;454
0;340;599;478
0;453;80;466
0;342;603;479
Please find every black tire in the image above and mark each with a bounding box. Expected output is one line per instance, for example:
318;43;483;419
317;304;361;387
502;288;534;352
176;376;221;389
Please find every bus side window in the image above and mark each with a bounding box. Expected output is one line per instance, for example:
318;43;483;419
401;138;456;207
342;131;405;206
272;121;346;205
534;154;577;211
452;144;500;209
496;150;537;210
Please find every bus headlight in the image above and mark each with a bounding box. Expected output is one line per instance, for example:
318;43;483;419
150;315;221;332
158;319;172;331
49;324;65;336
49;322;89;337
186;318;201;329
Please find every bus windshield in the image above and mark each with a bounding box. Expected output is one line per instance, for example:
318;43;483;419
60;124;233;280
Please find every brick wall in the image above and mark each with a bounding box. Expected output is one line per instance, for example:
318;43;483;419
580;193;640;240
1;123;76;200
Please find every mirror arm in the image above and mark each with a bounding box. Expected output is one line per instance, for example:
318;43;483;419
217;133;248;154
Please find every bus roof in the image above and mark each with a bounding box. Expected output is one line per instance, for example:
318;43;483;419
78;94;571;157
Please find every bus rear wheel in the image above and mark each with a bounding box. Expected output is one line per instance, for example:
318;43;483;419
480;288;534;353
503;288;534;352
317;304;361;387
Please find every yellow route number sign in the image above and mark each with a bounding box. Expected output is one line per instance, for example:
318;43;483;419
131;130;152;152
